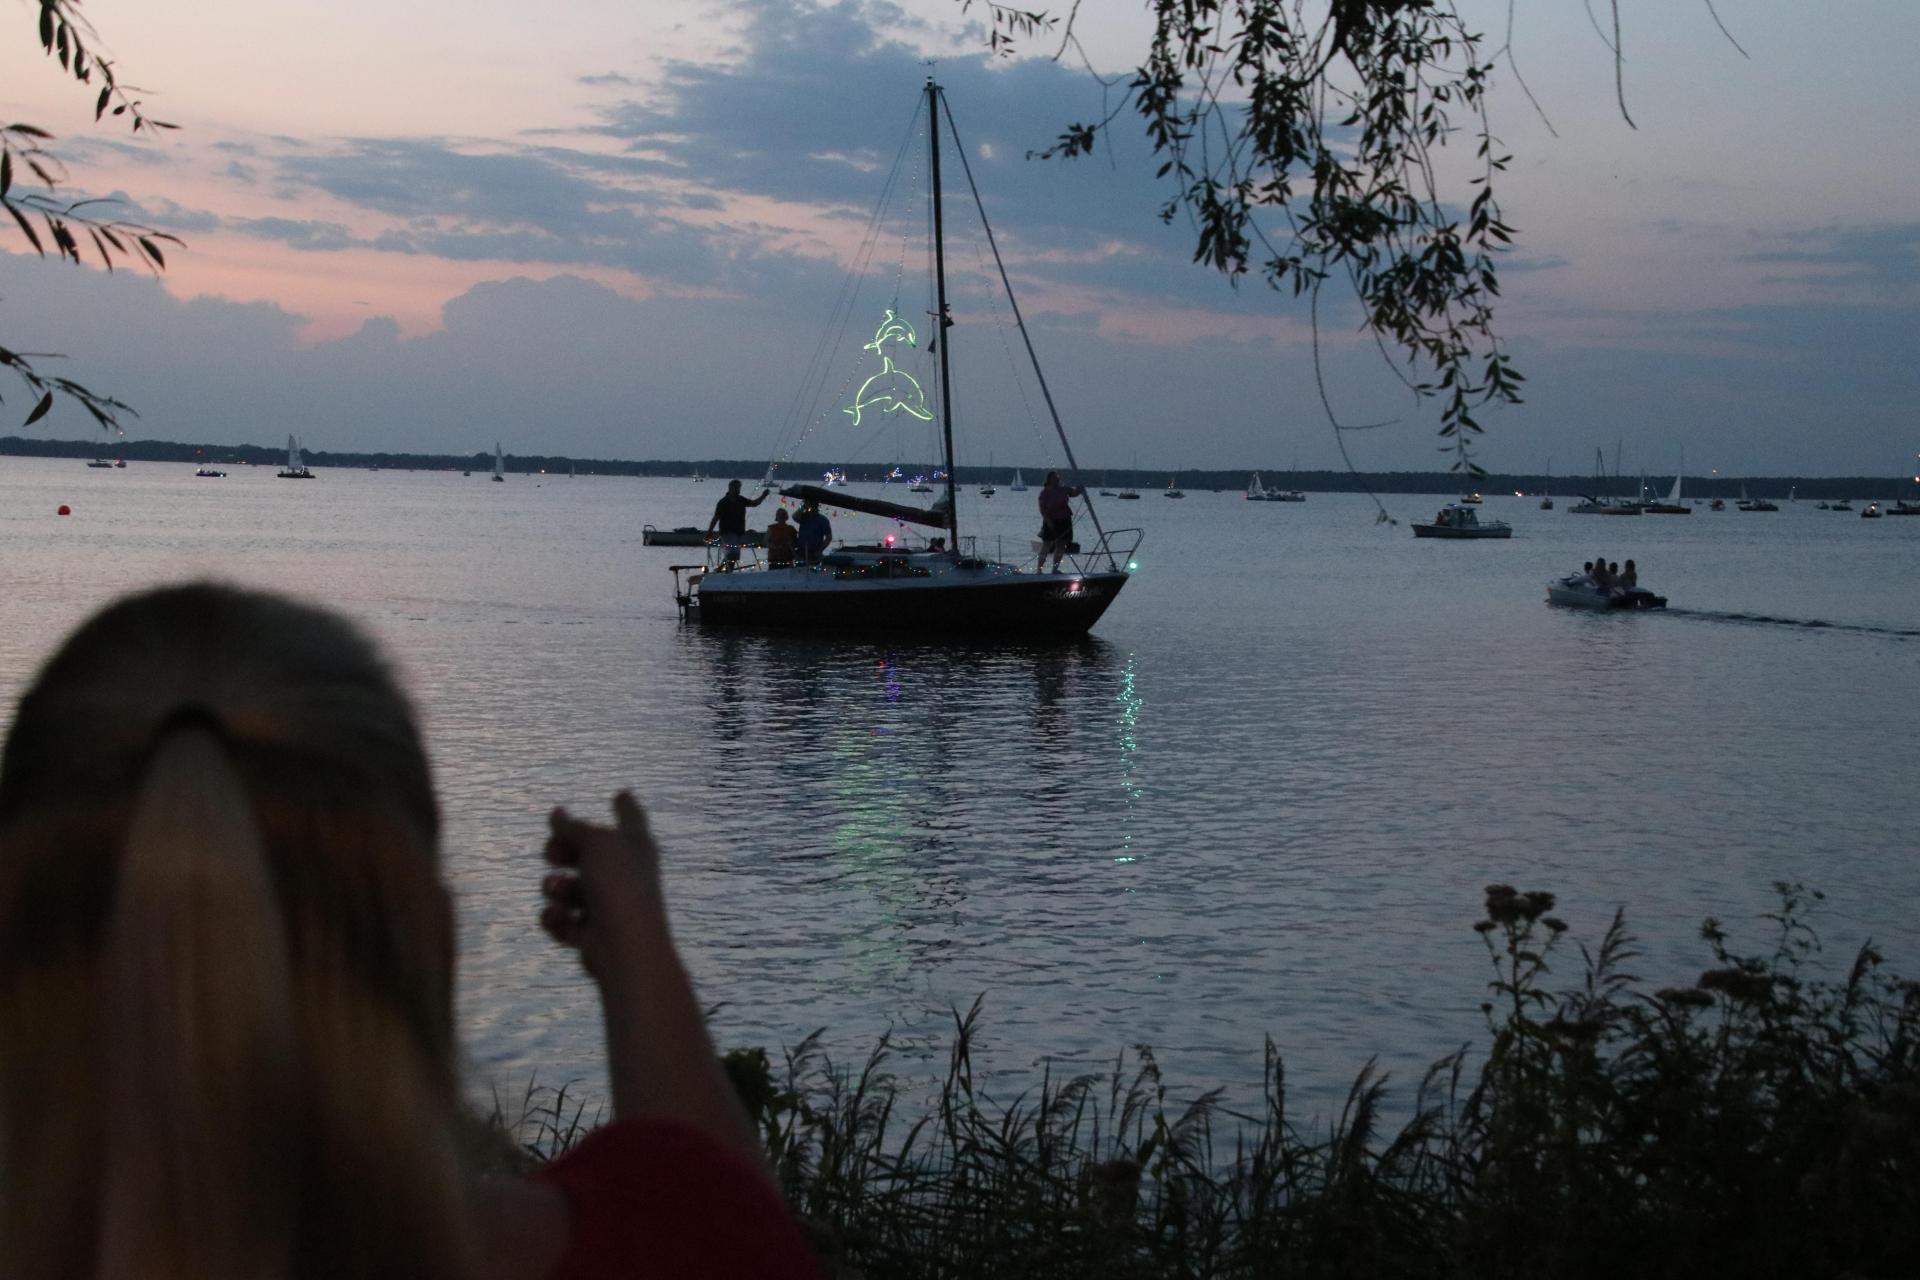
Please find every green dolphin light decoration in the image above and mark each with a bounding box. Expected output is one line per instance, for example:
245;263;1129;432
846;309;933;426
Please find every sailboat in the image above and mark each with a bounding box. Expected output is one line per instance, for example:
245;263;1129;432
1569;447;1640;514
1641;468;1689;514
1246;473;1267;501
1008;469;1028;493
977;453;996;498
276;434;315;479
491;442;506;482
677;80;1138;636
1735;482;1776;512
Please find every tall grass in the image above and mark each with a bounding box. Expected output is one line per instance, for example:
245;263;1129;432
511;884;1919;1278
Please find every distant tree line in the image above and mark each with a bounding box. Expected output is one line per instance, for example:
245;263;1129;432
3;437;1898;502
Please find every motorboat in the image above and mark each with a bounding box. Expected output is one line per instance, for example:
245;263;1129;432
1412;503;1511;538
675;80;1139;637
1830;499;1854;511
86;459;115;469
1546;574;1667;610
1861;503;1882;519
194;465;226;478
1164;476;1185;499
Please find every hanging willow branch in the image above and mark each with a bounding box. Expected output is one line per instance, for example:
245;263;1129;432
2;0;182;431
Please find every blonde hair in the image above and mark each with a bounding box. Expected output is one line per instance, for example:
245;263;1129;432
0;583;475;1280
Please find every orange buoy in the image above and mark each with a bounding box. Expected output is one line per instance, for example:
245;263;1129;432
57;504;71;516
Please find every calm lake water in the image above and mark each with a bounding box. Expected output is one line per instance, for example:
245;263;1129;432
3;456;1916;1118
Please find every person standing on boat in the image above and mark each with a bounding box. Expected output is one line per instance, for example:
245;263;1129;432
765;507;798;568
1037;471;1085;573
705;479;769;569
795;501;833;565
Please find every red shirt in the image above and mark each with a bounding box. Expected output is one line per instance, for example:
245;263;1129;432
536;1118;822;1279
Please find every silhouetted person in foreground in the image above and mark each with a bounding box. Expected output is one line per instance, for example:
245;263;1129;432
0;583;820;1280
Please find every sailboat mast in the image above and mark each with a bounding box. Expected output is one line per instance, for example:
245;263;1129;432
926;78;960;547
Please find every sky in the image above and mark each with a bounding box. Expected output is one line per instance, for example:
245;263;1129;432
2;0;1916;477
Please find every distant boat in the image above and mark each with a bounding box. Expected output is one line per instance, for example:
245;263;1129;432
1412;503;1511;539
276;434;315;479
1830;498;1854;511
1861;503;1882;519
1246;473;1266;500
1641;471;1689;514
491;442;506;482
1164;475;1185;499
86;458;115;469
644;523;765;548
1735;483;1776;512
194;465;226;478
1008;469;1028;493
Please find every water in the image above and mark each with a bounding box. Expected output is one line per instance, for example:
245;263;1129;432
3;458;1916;1118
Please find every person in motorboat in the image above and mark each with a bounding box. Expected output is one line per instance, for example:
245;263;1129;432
1619;559;1637;590
705;479;769;570
765;507;797;568
1037;471;1086;573
1589;556;1613;592
1435;507;1451;527
795;501;833;565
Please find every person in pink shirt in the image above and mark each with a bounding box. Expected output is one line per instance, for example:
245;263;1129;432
1036;470;1086;572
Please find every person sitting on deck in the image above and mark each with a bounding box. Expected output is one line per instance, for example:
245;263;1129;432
795;502;833;565
1619;559;1638;590
765;507;797;568
1590;556;1613;591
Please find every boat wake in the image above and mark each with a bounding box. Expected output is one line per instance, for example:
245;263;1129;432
1663;608;1920;640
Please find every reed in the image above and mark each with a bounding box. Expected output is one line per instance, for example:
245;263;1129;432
499;883;1919;1278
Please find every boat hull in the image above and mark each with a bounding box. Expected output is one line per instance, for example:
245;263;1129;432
693;563;1129;636
644;525;764;548
1412;523;1510;538
1546;578;1667;610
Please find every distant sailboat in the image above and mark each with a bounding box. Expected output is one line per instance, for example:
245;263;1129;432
1642;466;1688;514
277;433;315;479
491;442;506;482
1008;469;1028;493
1247;473;1267;500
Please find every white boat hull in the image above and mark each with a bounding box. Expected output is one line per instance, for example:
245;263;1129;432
1546;576;1667;610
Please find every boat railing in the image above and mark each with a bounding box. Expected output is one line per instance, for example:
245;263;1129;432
1055;526;1143;574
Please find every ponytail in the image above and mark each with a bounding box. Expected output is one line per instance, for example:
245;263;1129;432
0;584;476;1279
96;720;297;1279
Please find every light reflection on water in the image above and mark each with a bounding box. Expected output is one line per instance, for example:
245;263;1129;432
2;460;1917;1118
